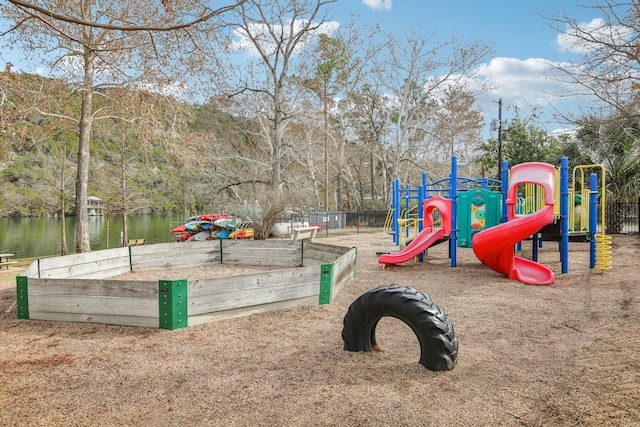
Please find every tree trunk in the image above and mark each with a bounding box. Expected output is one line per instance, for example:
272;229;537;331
121;149;128;245
271;87;284;193
60;179;68;256
370;150;376;202
75;47;95;253
60;139;69;256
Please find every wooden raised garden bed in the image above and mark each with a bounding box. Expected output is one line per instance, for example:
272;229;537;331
16;240;356;329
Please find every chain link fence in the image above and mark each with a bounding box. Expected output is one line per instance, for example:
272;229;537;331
604;199;639;235
285;201;639;237
283;211;388;236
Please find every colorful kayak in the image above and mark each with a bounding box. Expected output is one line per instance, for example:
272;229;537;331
173;214;252;240
216;229;231;239
170;224;187;233
185;221;211;232
229;228;254;239
186;230;212;241
214;219;236;229
177;232;196;241
198;213;229;221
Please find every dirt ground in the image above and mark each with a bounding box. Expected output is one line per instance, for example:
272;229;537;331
0;232;638;426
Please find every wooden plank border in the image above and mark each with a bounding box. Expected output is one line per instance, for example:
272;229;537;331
26;277;159;327
17;240;357;328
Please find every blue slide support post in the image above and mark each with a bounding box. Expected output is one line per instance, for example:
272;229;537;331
501;160;509;223
392;179;400;245
403;183;411;243
417;174;429;262
450;156;458;267
419;172;427;233
560;157;569;274
589;173;598;268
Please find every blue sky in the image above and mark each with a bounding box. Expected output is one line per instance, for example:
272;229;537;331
337;0;602;136
0;0;604;137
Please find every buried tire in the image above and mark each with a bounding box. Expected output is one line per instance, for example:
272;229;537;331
342;284;458;371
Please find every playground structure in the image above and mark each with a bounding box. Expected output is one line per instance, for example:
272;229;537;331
15;240;356;329
472;162;556;284
378;196;452;265
380;156;612;284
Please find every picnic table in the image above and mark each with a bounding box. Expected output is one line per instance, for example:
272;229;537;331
0;253;17;269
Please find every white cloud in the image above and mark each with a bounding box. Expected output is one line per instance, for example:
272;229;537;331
400;55;581;135
473;57;573;109
556;17;632;54
230;19;340;57
362;0;392;12
467;57;585;134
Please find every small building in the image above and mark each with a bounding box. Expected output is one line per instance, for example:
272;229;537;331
88;196;104;216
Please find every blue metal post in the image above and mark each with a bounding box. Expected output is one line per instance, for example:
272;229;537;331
392;179;400;245
589;173;598;268
417;181;426;263
419;174;427;233
501;160;509;223
516;192;522;252
560;157;569;274
404;183;411;243
450;156;458;267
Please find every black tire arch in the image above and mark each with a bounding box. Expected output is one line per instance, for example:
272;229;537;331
342;284;458;371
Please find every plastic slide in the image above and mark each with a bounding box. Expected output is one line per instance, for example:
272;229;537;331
378;197;451;266
472;162;556;285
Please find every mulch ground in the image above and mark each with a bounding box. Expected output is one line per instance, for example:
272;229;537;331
0;232;638;426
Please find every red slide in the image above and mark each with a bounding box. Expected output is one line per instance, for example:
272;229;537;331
378;197;451;266
472;162;556;285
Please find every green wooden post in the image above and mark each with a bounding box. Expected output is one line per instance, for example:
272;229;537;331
319;263;333;305
16;276;29;319
158;279;188;330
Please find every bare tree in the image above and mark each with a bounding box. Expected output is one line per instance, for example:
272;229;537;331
430;83;485;168
0;70;78;227
549;1;640;119
93;88;170;245
0;0;245;252
47;131;77;255
303;24;383;211
548;2;640;208
369;30;491;183
349;82;395;206
214;0;337;194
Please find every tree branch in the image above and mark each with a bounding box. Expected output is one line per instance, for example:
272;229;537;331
6;0;247;32
216;179;270;195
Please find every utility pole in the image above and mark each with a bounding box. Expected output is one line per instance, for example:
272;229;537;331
323;77;329;212
497;98;503;179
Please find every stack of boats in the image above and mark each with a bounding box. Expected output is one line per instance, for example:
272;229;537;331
171;214;255;241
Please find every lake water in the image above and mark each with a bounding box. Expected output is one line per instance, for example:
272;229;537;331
0;215;181;259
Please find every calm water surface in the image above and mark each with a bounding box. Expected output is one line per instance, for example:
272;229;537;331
0;215;179;259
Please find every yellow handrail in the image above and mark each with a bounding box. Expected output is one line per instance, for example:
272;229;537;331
572;164;606;233
397;217;421;248
573;164;610;272
383;208;395;234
